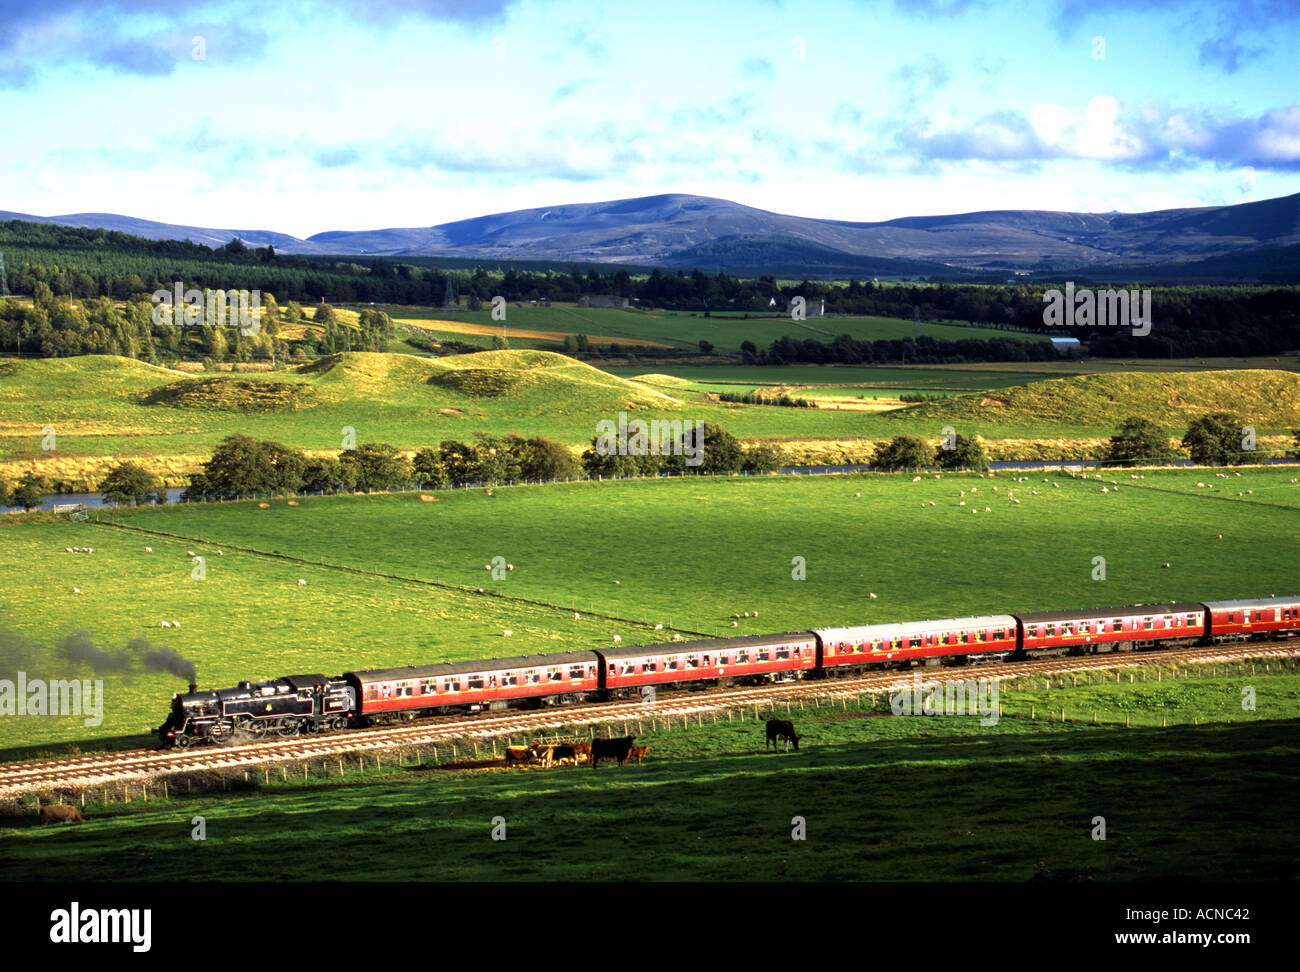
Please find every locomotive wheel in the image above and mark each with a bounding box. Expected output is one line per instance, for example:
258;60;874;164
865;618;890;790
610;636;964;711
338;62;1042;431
277;719;299;737
174;734;192;749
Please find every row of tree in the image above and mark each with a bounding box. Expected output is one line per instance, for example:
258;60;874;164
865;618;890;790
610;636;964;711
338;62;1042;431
6;218;1297;359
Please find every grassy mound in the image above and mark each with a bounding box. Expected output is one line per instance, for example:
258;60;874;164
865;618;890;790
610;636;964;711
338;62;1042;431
140;377;317;411
897;369;1300;427
631;373;694;387
428;367;536;397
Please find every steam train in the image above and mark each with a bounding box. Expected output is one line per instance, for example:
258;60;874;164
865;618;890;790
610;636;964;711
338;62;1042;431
156;594;1300;747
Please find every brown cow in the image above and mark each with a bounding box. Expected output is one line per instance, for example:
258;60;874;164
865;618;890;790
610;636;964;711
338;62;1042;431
550;743;578;765
504;746;533;768
628;744;651;765
39;805;85;824
571;741;592;764
529;744;555;768
592;736;635;768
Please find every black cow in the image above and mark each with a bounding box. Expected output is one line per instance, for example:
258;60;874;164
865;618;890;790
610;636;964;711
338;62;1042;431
591;735;635;768
766;719;800;752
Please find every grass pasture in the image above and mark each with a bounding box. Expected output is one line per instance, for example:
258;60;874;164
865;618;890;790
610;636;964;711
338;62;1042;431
1;467;1297;755
2;670;1297;882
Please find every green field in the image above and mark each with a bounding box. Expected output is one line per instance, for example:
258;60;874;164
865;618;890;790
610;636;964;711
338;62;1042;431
1;467;1297;755
392;303;1043;353
3;672;1297;881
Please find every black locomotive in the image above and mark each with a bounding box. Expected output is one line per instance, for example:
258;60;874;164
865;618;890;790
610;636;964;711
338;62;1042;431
156;674;356;747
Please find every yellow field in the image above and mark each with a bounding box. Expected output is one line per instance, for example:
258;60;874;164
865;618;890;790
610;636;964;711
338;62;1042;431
397;317;674;349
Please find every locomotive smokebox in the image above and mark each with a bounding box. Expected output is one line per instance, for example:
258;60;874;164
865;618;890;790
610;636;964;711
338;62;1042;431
188;680;197;695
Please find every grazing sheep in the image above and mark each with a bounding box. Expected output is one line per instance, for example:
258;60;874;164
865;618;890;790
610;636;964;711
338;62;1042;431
730;621;739;627
613;580;620;585
64;547;73;553
1247;490;1253;495
1216;534;1222;539
86;548;93;554
484;564;492;571
959;490;965;497
612;635;622;642
1052;483;1059;489
573;613;581;620
752;611;758;617
869;592;878;599
71;587;80;594
912;476;921;482
672;633;683;641
1161;563;1171;568
160;620;171;628
1101;487;1110;494
731;614;739;619
506;564;514;571
187;550;196;557
297;579;307;585
1234;471;1241;477
970;486;977;493
959;501;965;506
854;492;861;497
984;506;991;512
503;630;513;636
144;546;152;552
654;624;663;630
216;550;223;556
929;501;936;506
1238;491;1243;496
477;587;485;593
743;611;751;618
1013;498;1021;504
171;620;180;628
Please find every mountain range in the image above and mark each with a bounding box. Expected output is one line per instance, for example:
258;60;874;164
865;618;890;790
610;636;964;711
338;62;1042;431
4;192;1298;278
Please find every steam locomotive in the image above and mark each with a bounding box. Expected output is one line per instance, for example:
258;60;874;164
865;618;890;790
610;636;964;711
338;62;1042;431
156;594;1300;747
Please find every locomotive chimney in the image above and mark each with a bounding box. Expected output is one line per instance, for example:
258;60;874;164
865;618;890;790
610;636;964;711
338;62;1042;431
188;679;198;694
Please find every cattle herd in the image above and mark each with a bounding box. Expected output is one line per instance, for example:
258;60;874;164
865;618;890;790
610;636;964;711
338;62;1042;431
503;736;653;769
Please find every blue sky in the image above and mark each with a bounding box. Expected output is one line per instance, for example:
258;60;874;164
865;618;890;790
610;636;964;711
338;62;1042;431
2;0;1297;237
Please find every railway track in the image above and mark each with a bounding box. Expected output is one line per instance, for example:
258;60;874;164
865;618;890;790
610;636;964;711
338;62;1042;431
2;641;1296;799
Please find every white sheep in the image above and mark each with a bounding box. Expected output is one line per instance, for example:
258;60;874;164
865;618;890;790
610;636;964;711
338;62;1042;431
503;630;513;636
144;546;152;552
297;579;307;586
1052;483;1059;489
573;613;581;620
613;580;620;585
752;611;758;617
929;501;936;506
86;548;93;554
672;633;683;641
854;492;861;497
160;620;171;628
506;564;514;571
612;635;622;642
730;621;738;627
1161;562;1171;568
912;476;921;482
959;501;966;506
483;564;491;571
869;592;878;599
71;587;80;594
654;624;663;630
216;550;223;556
171;620;180;628
187;550;196;557
1101;487;1109;494
984;506;991;512
64;547;73;553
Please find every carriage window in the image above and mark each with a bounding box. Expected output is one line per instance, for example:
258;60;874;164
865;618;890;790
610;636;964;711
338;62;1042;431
717;656;729;666
870;638;882;651
548;668;563;682
448;680;461;692
396;682;413;698
735;650;748;663
420;679;437;695
365;686;378;701
380;684;391;699
703;655;712;666
1078;621;1090;634
569;666;585;680
1143;617;1153;630
467;677;484;691
757;649;770;662
501;674;517;687
665;658;679;671
776;647;790;660
892;637;902;650
1045;624;1056;636
621;663;636;676
685;656;698;669
1112;619;1123;631
644;661;657;672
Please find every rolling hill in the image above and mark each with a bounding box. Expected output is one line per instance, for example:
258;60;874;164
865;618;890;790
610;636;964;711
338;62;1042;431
5;191;1297;276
